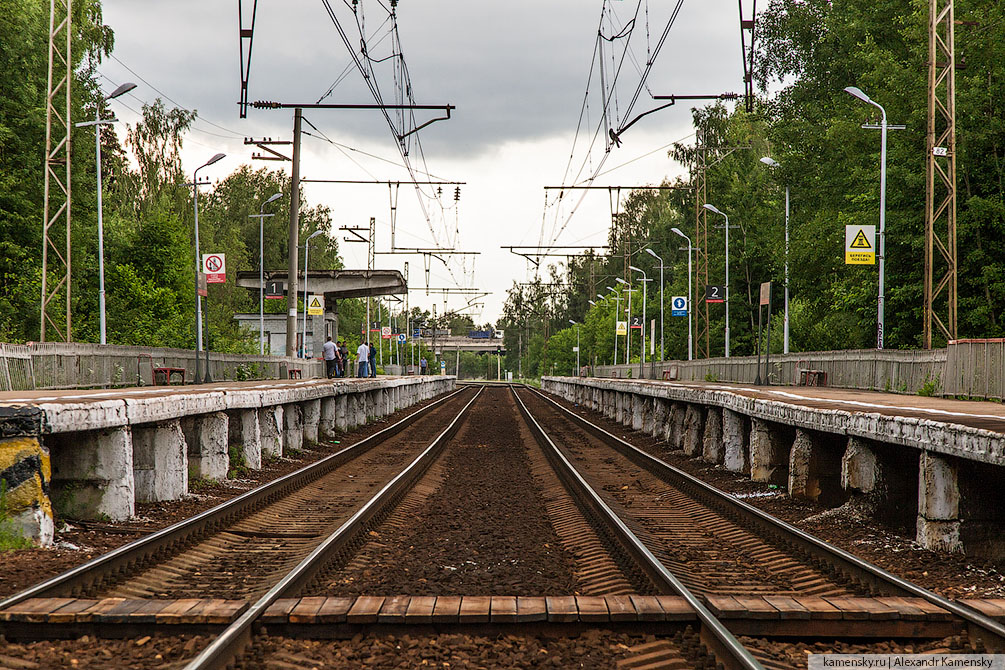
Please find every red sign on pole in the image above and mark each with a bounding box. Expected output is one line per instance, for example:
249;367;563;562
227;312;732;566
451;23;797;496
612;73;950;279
202;254;226;283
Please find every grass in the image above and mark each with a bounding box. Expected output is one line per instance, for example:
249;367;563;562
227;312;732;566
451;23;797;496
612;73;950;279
0;481;33;551
917;375;940;397
227;444;250;479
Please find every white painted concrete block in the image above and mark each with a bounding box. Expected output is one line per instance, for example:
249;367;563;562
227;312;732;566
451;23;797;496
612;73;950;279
184;412;229;481
302;399;321;444
702;407;724;464
229;409;261;471
722;408;749;473
259;405;284;459
133;420;188;503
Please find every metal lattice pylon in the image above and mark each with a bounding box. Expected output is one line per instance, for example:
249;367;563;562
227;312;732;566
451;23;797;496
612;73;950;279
694;128;710;358
40;0;73;342
923;0;957;348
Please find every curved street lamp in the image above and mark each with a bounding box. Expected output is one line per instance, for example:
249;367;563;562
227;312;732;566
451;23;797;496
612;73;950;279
844;85;888;349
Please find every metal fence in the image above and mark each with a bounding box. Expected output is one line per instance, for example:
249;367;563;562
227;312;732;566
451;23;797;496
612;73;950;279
592;348;947;395
0;342;324;392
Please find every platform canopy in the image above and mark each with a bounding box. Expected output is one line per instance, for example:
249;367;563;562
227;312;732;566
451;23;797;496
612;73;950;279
236;269;406;300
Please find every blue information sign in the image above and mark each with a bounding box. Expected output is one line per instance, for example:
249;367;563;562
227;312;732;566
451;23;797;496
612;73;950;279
671;296;688;317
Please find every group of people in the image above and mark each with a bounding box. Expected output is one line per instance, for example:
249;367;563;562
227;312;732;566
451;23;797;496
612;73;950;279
320;337;369;379
321;335;432;378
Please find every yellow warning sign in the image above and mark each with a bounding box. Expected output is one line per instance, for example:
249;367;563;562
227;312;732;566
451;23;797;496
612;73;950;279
307;295;324;315
616;321;628;336
845;225;876;265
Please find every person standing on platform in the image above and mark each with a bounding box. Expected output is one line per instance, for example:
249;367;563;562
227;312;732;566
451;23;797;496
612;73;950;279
322;336;337;379
420;356;427;375
368;341;377;378
356;340;370;378
338;340;349;377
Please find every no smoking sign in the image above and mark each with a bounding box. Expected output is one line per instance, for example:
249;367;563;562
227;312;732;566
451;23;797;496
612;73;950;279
202;253;226;283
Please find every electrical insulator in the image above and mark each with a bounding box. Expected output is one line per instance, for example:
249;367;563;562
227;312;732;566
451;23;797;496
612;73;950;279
454;187;460;202
437;186;442;197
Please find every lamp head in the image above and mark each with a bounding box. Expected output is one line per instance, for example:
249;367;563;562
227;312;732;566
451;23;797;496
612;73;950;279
588;300;596;306
629;265;642;273
606;286;616;293
615;277;629;285
200;153;226;169
703;203;722;215
671;227;685;238
597;294;605;300
306;230;325;241
844;86;871;104
107;82;137;100
265;192;283;204
569;319;576;325
645;248;659;259
760;156;780;168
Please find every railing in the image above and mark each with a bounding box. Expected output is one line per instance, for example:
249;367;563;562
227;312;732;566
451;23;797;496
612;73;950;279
943;339;1005;399
0;342;324;392
592;348;947;395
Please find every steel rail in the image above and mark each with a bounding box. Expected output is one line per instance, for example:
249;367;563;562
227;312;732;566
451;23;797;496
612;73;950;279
184;386;485;670
511;386;764;670
525;385;1005;652
0;386;470;609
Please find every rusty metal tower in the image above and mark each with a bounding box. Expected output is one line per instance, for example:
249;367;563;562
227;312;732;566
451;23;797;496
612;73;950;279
40;0;73;342
694;128;710;359
923;0;958;348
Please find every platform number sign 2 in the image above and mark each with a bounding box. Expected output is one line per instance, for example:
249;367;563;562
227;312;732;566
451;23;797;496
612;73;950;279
705;284;725;303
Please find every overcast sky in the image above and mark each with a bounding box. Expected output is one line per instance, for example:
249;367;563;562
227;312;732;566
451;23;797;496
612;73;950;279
100;0;743;323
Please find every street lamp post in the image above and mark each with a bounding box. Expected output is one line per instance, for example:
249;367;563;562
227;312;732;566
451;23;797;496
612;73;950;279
630;266;647;377
645;248;664;362
671;227;693;361
302;230;325;358
606;286;620;366
193;152;226;384
703;204;731;358
250;192;283;355
569;319;580;374
75;82;136;345
760;157;790;354
616;278;631;365
844;85;888;349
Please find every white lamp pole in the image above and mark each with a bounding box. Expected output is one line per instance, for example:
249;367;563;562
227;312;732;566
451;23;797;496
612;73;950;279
75;82;136;345
606;287;620;365
760;157;790;354
302;230;324;358
569;319;580;373
645;248;664;361
193;152;226;384
630;266;647;376
671;227;693;361
616;277;631;365
251;192;282;355
844;85;888;349
703;204;731;358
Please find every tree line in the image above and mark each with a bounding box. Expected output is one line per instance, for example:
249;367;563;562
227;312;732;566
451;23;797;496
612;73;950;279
500;0;1005;378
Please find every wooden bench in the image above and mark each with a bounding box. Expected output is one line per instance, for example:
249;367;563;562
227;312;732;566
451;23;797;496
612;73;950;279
153;367;185;386
799;369;827;386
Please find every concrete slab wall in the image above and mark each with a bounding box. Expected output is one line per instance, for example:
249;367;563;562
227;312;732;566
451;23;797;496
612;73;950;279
542;376;1005;558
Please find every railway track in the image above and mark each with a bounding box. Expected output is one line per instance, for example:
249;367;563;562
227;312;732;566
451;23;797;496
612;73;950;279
3;382;1004;670
518;385;1005;657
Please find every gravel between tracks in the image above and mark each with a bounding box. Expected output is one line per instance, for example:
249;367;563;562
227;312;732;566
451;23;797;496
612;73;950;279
242;631;645;670
0;633;209;669
0;392;449;599
544;390;1005;599
320;386;580;596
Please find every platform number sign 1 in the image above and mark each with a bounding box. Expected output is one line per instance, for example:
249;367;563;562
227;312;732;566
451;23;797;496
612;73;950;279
202;253;226;283
705;284;725;303
671;296;688;317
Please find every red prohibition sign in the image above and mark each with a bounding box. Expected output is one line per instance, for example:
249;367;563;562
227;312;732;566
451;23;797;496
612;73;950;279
205;255;223;272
